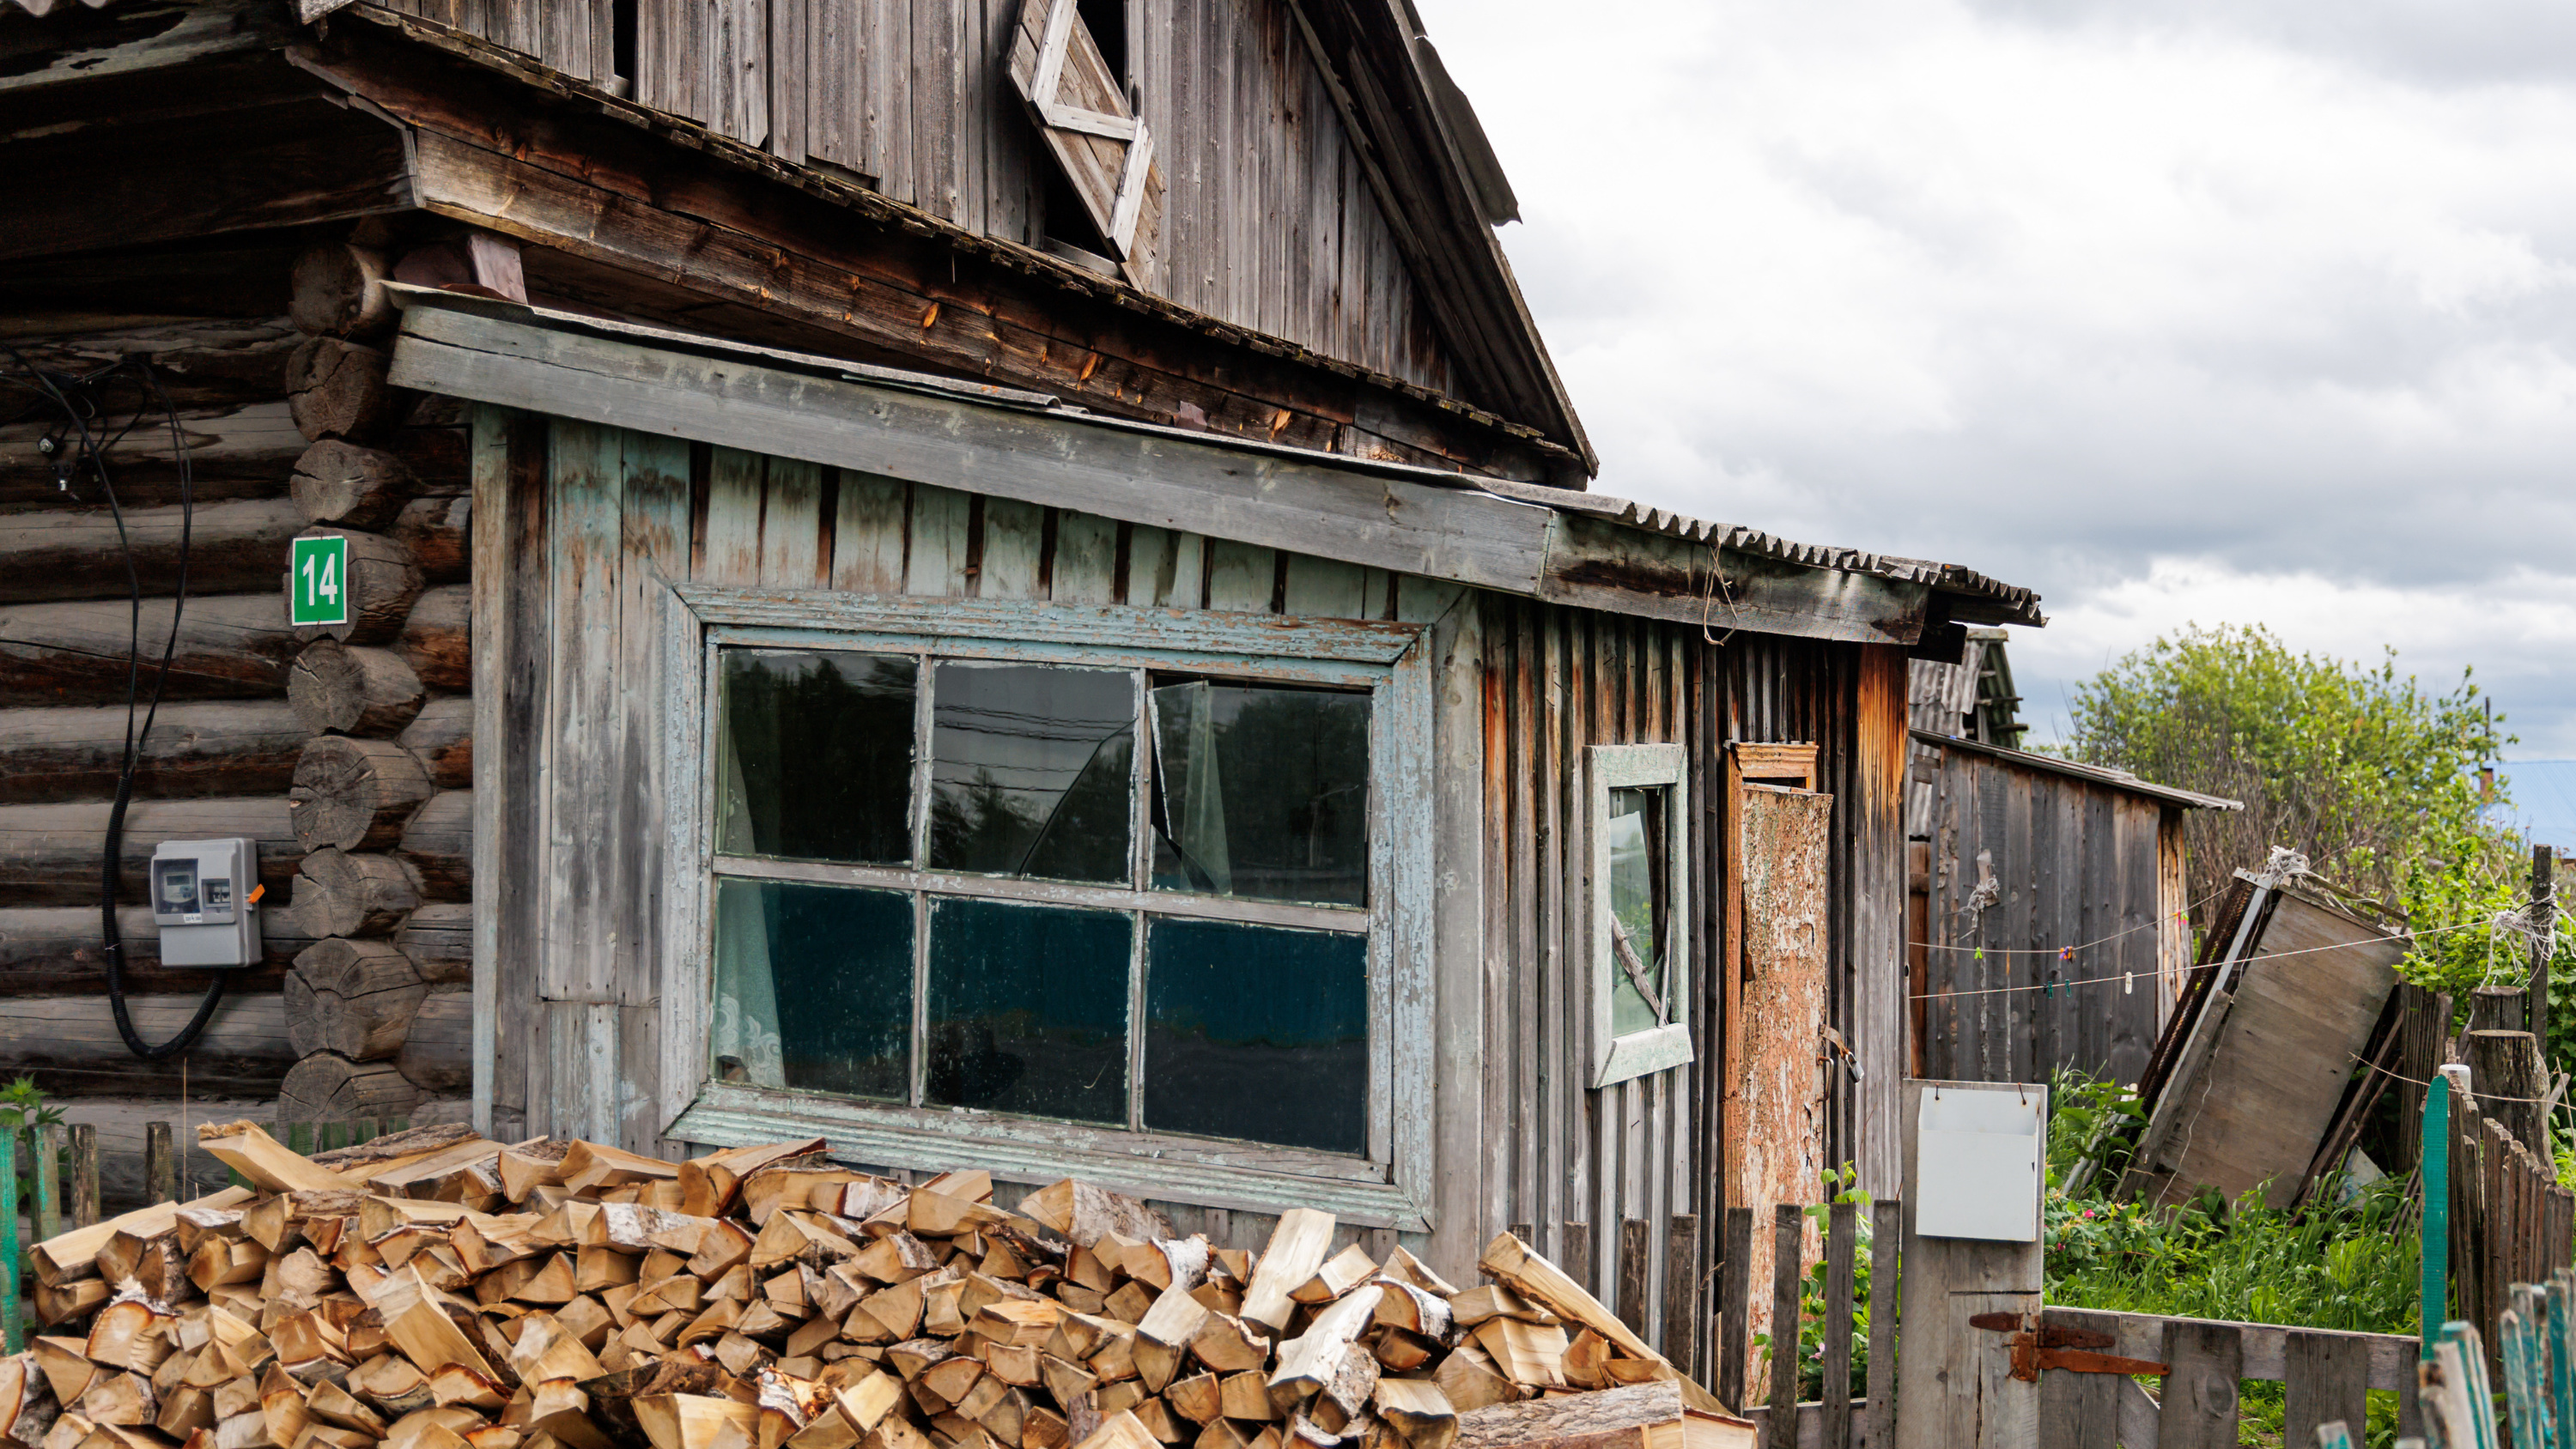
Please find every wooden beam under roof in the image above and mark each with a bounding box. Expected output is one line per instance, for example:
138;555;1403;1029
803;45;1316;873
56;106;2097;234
386;292;1941;646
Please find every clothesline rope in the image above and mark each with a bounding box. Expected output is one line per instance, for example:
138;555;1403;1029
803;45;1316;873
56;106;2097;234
1905;909;2525;1003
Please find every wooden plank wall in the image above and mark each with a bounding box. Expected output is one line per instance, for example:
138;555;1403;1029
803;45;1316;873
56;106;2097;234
478;412;1460;1278
1914;742;2174;1088
363;0;1454;392
1476;611;1905;1378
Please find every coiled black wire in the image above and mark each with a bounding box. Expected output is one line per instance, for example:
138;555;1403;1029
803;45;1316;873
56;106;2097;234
3;345;226;1058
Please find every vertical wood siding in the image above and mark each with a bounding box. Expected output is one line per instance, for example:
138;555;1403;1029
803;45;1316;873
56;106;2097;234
1914;743;2178;1088
1475;604;1906;1377
373;0;1452;391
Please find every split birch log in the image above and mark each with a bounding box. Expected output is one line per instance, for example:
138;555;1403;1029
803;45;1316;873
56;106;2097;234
398;791;471;902
286;336;402;443
397;585;470;692
1240;1210;1334;1333
0;700;305;805
0;594;295;706
289;244;395;339
392;497;470;585
285;938;428;1062
1449;1381;1686;1449
398;700;473;791
277;1052;422;1124
284;530;422;647
289;736;433;852
290;440;417;530
392;902;472;984
0;497;307;604
284;848;422;938
1474;1235;1718;1415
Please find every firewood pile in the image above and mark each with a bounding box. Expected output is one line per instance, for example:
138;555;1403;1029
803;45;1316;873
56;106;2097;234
3;1123;1746;1449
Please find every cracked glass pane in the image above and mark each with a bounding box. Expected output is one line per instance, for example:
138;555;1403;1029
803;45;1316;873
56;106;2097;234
1149;679;1370;906
929;664;1134;884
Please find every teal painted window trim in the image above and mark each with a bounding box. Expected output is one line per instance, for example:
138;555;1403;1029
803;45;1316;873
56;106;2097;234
1588;743;1693;1088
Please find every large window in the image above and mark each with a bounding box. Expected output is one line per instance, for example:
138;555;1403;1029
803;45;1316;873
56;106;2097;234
707;646;1376;1156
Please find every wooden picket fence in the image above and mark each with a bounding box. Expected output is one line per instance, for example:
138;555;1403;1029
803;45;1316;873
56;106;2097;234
2452;1086;2576;1354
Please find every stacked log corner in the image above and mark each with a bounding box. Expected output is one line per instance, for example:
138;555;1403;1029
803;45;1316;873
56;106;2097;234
276;237;472;1128
3;1123;1741;1449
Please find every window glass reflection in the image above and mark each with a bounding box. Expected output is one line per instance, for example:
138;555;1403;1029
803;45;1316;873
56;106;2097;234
711;878;911;1100
1143;919;1366;1153
929;664;1133;883
1606;785;1668;1036
717;649;916;864
926;898;1131;1125
1149;679;1370;906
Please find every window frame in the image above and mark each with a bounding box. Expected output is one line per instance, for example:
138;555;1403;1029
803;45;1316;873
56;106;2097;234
654;584;1438;1228
1587;743;1692;1088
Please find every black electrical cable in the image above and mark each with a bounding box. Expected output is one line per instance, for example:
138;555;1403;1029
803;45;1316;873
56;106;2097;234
3;346;225;1058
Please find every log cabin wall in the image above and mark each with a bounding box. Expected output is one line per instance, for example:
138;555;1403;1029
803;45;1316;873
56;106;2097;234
1472;604;1906;1378
352;0;1455;394
0;232;477;1200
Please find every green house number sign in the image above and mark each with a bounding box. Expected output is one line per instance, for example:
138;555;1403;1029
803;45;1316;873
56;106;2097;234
290;536;350;627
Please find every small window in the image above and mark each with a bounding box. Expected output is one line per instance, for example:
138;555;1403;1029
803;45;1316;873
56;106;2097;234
708;647;1376;1152
1589;743;1692;1087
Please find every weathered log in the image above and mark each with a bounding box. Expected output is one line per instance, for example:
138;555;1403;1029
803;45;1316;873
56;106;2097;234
284;847;421;938
289;440;418;530
285;938;426;1062
289;244;394;339
0;906;307;996
0;796;298;907
3;318;297;410
0;400;304;510
393;902;472;985
289;736;433;852
0;497;308;604
397;585;469;691
2469;1028;2548;1156
288;640;423;737
398;698;471;790
277;1052;421;1124
285;336;401;442
397;990;472;1094
284;529;421;647
0;700;306;803
0;594;295;705
392;496;469;584
0;993;296;1099
398;791;471;902
1449;1381;1682;1449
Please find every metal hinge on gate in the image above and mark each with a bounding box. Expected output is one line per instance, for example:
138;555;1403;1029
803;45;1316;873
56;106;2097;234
1968;1312;2171;1383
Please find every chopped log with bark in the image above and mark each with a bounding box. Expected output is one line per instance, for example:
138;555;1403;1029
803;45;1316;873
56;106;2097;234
290;737;434;853
397;586;470;692
290;641;426;738
287;848;422;939
291;245;396;341
292;442;418;530
286;530;422;647
277;1053;422;1125
398;791;471;902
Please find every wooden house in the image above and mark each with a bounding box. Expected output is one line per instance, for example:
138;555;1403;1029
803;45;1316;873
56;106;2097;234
0;0;2043;1368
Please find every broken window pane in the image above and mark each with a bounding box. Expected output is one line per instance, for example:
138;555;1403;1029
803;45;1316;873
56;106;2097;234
718;649;917;864
1148;679;1370;906
1607;785;1668;1036
926;897;1131;1125
711;877;912;1100
929;664;1134;883
1142;919;1367;1153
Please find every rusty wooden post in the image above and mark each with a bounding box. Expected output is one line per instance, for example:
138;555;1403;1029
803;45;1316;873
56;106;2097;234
1618;1218;1650;1337
1821;1202;1855;1449
1720;1206;1753;1411
1767;1203;1801;1449
69;1124;97;1228
1662;1214;1700;1376
144;1121;173;1205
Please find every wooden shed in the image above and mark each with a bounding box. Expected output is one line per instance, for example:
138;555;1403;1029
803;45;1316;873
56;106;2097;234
0;0;2043;1372
1906;731;2238;1089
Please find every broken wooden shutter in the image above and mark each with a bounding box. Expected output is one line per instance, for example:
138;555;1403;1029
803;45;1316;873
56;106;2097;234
1007;0;1164;288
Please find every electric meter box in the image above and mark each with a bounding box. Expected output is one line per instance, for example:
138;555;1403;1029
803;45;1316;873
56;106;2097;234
150;837;260;968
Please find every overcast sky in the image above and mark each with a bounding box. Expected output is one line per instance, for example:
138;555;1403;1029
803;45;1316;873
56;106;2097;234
1414;0;2576;756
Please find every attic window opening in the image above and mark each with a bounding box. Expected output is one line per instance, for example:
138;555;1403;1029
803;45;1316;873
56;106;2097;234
610;0;639;97
1077;0;1128;88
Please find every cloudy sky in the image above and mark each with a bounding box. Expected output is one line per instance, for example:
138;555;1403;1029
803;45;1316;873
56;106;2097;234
1413;0;2576;755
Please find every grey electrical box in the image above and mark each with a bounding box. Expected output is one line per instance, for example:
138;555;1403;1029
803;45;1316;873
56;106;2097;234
151;837;260;968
